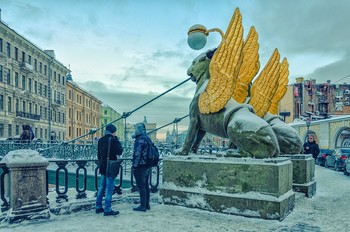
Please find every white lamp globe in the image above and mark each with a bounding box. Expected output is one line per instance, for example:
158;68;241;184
187;24;207;50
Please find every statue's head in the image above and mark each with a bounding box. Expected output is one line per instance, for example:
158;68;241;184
187;48;217;85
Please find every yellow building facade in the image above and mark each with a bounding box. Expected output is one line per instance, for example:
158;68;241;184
66;78;102;142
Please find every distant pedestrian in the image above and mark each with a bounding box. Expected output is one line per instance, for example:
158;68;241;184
95;124;123;216
132;122;152;212
303;134;320;160
20;124;31;143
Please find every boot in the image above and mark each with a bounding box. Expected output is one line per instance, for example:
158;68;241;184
133;205;146;212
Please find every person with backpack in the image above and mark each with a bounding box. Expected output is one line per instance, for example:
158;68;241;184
132;122;153;212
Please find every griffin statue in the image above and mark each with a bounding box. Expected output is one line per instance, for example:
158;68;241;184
178;8;303;158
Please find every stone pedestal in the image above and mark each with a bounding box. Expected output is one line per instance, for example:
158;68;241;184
2;149;50;223
160;156;295;221
280;154;316;197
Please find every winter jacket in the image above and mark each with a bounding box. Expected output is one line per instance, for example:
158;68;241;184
97;133;123;175
303;141;320;159
132;123;151;168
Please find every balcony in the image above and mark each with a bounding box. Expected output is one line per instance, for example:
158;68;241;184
20;61;34;73
52;99;61;106
16;111;41;120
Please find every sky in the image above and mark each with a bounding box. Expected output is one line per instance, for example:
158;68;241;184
1;0;350;139
2;165;350;231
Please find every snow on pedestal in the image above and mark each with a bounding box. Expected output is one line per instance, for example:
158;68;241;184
160;155;295;221
1;149;50;223
279;154;316;197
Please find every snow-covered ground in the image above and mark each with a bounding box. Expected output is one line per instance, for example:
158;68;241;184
1;165;350;232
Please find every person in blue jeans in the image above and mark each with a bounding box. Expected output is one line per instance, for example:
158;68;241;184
132;122;152;212
95;124;123;216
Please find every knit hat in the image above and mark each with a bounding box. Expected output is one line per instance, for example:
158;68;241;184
105;124;117;133
132;122;147;138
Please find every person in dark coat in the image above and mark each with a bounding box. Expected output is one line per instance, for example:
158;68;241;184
303;134;320;160
20;124;31;143
132;122;152;212
95;124;123;216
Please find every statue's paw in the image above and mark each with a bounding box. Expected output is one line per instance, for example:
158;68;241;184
271;124;303;154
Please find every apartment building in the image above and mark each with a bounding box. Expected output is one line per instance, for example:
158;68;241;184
280;77;350;123
101;104;124;139
66;76;102;142
0;20;69;141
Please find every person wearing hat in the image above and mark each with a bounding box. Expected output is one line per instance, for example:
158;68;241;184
132;122;152;212
95;123;123;216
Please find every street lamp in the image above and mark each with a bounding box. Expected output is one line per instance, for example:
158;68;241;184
187;24;224;50
306;118;311;137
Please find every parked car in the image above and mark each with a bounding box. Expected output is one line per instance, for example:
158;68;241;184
324;148;350;171
316;152;328;166
344;157;350;175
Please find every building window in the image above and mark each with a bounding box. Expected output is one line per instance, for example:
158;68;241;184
0;95;3;110
44;85;47;97
39;83;42;95
39;62;42;73
8;124;12;137
15;99;19;112
104;110;107;115
7;69;10;85
29;102;32;114
40;128;43;139
16;125;19;136
15;72;18;87
22;51;25;62
15;47;18;60
28;55;32;64
7;97;11;112
54;71;56;81
40;106;42;116
0;38;2;53
28;78;32;92
6;42;10;57
22;75;26;90
45;129;47;139
62;76;65;85
44;65;47;76
58;74;61;84
0;65;2;82
35;104;38;114
0;124;4;137
34;81;37;94
22;101;26;112
34;59;37;71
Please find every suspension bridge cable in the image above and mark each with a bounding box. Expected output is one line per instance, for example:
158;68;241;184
39;77;192;152
147;115;189;135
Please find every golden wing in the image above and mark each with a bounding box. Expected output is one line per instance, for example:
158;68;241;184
198;8;244;114
268;58;289;115
233;26;260;103
249;49;281;117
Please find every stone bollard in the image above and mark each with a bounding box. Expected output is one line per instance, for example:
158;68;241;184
280;154;316;197
1;149;50;223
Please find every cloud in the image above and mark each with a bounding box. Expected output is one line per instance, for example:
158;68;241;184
307;52;350;84
77;80;192;134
